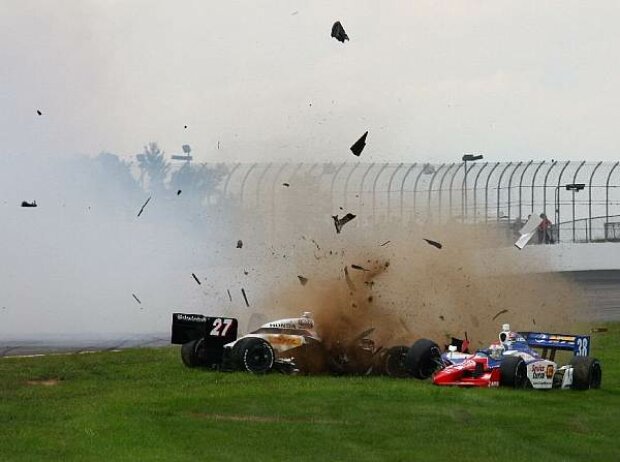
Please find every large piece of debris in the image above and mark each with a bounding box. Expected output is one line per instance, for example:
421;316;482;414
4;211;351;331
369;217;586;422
514;214;544;250
350;131;368;156
331;21;349;43
21;201;37;208
332;213;356;233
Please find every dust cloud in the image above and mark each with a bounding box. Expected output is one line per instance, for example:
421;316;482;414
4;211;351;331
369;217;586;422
0;155;584;351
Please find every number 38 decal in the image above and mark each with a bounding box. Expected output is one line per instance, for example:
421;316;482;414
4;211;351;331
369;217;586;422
210;318;234;337
576;337;589;356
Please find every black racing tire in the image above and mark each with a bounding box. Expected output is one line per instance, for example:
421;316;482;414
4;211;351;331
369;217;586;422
384;346;411;378
499;356;527;388
234;337;275;374
406;339;441;379
570;356;602;390
181;339;203;368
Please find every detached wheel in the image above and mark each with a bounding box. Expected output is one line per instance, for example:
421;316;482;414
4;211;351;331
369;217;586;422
384;346;411;378
406;339;441;379
234;337;275;374
500;356;527;388
571;357;602;390
181;339;204;368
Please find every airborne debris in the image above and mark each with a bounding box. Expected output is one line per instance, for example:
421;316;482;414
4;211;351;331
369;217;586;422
137;196;151;217
439;315;445;321
514;214;543;250
36;110;42;116
177;190;182;195
423;238;443;249
344;266;356;292
191;273;201;285
492;309;509;321
332;213;356;233
21;201;37;208
350;131;368;157
351;264;369;272
297;275;308;286
131;293;142;305
331;21;349;43
227;289;232;302
241;288;250;307
379;240;391;247
282;183;290;187
236;240;243;249
591;327;608;333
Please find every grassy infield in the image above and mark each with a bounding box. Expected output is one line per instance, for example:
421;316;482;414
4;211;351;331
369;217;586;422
1;325;618;462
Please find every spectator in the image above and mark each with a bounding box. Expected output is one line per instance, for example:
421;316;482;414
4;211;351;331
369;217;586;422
538;213;553;244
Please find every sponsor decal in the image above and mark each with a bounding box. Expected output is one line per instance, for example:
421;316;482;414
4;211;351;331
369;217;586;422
176;314;205;323
546;365;554;379
532;364;546;379
297;318;314;328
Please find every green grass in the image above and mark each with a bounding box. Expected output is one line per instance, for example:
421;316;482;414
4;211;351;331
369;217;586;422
1;326;619;462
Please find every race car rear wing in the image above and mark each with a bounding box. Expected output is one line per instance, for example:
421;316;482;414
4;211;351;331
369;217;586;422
519;331;590;360
171;313;238;345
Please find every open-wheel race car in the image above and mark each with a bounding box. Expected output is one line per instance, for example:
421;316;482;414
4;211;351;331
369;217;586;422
171;311;412;376
407;324;602;390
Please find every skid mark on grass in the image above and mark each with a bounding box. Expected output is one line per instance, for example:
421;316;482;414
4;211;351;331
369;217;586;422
25;378;60;386
190;412;346;425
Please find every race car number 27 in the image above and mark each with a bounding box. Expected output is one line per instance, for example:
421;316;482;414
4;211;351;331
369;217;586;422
210;318;234;337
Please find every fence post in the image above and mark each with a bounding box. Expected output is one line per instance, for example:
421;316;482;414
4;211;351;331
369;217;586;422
496;162;513;222
412;164;429;221
530;161;546;215
588;161;603;242
554;161;571;243
343;163;361;210
606;162;620;240
438;164;456;221
255;162;274;208
484;163;501;223
518;160;534;221
472;162;489;223
387;162;405;221
427;164;445;220
571;161;586;243
359;163;377;214
223;162;241;197
399;164;417;219
372;163;390;224
542;161;558;216
449;163;465;219
506;161;523;222
240;163;258;207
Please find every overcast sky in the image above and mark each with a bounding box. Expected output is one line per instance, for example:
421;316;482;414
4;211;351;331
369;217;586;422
2;1;620;164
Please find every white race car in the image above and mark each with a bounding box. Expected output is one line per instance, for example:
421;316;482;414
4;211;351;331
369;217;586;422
171;311;411;376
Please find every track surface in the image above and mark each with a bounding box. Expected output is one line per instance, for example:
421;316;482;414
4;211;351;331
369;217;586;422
568;270;620;321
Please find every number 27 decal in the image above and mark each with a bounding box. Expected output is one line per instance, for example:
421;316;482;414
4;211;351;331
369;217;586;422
210;318;233;337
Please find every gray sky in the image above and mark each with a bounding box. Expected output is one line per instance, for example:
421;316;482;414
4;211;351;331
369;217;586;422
2;0;620;164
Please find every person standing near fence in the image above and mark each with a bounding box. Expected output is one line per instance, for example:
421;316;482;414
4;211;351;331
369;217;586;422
538;213;553;244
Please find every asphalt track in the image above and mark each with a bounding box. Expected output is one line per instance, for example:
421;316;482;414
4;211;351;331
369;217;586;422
567;270;620;322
